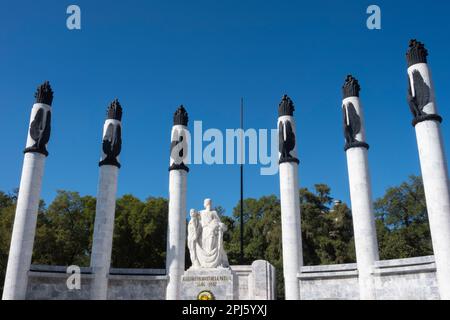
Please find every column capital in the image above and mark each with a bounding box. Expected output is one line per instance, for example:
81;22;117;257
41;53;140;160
342;75;360;99
278;95;295;117
169;106;189;172
99;100;122;168
173;105;188;126
342;78;368;152
406;53;443;127
34;81;54;106
406;39;428;67
24;82;53;157
278;95;299;165
106;99;123;121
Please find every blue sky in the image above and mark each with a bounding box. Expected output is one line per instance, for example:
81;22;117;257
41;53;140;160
1;0;449;216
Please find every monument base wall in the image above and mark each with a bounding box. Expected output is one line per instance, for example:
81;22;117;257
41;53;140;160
298;256;439;300
25;260;276;300
26;266;168;300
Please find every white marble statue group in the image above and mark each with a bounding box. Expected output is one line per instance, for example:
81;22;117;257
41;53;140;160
187;198;230;269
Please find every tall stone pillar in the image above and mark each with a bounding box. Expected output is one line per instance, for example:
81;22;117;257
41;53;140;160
166;106;190;300
342;75;379;300
90;99;123;300
277;95;303;300
2;82;53;300
406;40;450;300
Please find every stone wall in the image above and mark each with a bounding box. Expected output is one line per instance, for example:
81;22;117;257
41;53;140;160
298;256;439;300
25;260;275;300
231;260;276;300
27;266;93;300
26;266;167;300
107;271;167;300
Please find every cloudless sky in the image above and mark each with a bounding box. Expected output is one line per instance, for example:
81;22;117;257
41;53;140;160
1;0;449;217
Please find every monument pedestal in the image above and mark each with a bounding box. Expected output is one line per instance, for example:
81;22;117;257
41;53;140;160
181;268;234;300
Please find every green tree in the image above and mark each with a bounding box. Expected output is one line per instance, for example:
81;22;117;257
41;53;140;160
0;175;433;299
300;185;355;265
375;175;432;259
0;191;17;295
223;185;355;299
112;195;168;268
32;190;96;266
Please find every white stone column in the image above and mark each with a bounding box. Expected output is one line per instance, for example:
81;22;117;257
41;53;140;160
342;75;379;300
277;95;303;300
406;40;450;300
166;106;190;300
90;100;123;300
2;82;53;300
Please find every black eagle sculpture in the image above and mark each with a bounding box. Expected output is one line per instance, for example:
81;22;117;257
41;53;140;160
25;108;52;156
99;99;122;168
342;102;369;151
170;129;184;161
279;120;298;164
342;102;361;145
169;129;189;172
405;40;441;126
99;123;122;168
407;70;431;118
169;105;189;172
24;81;53;156
100;123;122;168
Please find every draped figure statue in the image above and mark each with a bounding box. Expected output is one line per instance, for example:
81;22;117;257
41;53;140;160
187;199;229;269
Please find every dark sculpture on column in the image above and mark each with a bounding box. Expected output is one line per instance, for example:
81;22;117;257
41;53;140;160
406;39;450;299
99;99;122;168
407;40;442;126
342;75;369;151
169;105;189;172
3;81;54;300
24;81;53;156
278;95;299;164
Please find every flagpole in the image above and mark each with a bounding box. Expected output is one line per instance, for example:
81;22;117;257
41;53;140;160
240;97;244;264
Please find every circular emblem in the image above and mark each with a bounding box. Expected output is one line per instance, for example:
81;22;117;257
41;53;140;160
197;291;215;300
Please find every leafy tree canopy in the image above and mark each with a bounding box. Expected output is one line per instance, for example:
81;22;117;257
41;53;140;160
0;175;432;298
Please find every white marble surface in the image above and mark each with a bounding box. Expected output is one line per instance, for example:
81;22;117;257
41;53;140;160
278;115;303;300
90;164;119;300
346;146;379;300
25;103;51;149
165;169;187;300
344;96;379;300
187;199;229;269
342;97;367;143
170;124;190;167
2;152;46;300
408;61;450;300
408;63;438;115
181;268;234;300
298;256;439;300
415;119;450;299
25;262;275;300
100;119;121;163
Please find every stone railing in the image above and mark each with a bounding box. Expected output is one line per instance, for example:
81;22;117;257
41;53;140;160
298;256;439;300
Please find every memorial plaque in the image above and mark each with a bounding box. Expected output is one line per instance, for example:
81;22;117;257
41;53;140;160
181;268;234;300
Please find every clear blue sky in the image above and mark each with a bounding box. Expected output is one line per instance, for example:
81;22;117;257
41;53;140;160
1;0;449;216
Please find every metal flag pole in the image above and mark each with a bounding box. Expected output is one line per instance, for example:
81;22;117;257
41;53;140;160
240;97;244;264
